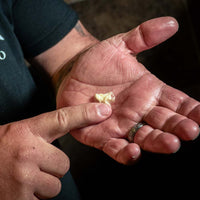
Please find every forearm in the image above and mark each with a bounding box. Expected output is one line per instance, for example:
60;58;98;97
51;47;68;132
30;21;99;78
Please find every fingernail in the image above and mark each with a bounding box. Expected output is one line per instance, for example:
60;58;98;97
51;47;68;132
97;104;111;117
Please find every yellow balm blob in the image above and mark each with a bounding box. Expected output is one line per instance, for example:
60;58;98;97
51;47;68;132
95;92;115;106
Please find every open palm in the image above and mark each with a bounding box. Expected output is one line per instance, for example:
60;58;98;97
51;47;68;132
56;17;200;164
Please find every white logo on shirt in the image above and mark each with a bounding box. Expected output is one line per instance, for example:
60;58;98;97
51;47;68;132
0;35;4;40
0;34;6;60
0;51;6;60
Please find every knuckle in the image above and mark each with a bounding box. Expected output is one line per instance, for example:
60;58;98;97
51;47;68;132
6;123;36;163
81;105;90;123
16;147;32;162
13;163;34;185
56;109;69;132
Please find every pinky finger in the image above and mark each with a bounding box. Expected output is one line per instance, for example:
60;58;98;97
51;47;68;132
102;138;141;165
134;125;181;154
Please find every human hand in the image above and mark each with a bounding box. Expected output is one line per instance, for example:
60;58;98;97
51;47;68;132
0;103;111;199
56;17;200;165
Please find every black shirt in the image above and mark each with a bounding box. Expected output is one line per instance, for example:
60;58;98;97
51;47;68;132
0;0;78;124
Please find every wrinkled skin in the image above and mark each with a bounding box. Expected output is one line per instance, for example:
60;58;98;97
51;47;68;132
56;17;200;165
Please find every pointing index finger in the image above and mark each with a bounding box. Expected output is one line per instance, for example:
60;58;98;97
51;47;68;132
26;103;112;143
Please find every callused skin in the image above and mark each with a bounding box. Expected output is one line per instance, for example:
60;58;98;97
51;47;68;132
55;17;200;165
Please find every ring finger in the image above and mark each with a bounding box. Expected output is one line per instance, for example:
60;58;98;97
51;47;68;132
133;124;180;153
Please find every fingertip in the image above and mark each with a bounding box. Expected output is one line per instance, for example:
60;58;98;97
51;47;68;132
140;16;179;47
129;144;141;164
158;133;181;154
143;16;179;32
163;16;179;30
189;125;199;141
175;119;200;141
120;143;141;165
168;136;181;154
185;123;200;141
163;16;179;37
96;103;112;118
129;143;141;159
123;16;179;54
192;125;200;140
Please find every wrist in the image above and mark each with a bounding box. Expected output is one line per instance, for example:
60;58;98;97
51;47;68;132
51;40;98;94
51;52;80;94
50;21;100;93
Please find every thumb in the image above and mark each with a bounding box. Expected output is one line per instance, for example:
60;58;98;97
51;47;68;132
26;103;112;143
122;16;179;54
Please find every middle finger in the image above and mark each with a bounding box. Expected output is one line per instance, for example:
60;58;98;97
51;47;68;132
143;106;199;141
134;124;180;153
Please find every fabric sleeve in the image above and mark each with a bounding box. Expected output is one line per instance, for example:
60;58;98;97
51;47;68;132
12;0;78;57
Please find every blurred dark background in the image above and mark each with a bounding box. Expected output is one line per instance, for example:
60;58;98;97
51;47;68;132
60;0;200;199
